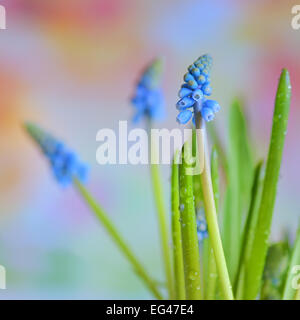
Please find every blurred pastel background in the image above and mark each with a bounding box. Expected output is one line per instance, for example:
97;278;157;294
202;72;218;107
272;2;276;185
0;0;299;299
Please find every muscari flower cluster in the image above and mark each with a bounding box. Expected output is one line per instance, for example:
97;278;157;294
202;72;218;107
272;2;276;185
176;54;220;125
131;58;165;123
196;208;208;242
25;123;88;187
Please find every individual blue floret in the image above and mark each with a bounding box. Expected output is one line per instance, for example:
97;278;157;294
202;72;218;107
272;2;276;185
196;208;208;242
131;58;165;123
176;54;220;125
25;122;88;187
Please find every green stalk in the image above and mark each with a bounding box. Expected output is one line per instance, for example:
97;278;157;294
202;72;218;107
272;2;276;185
235;161;264;299
205;147;219;300
171;152;186;300
179;143;202;299
150;157;174;300
198;123;234;300
244;69;291;299
74;179;163;300
282;224;300;300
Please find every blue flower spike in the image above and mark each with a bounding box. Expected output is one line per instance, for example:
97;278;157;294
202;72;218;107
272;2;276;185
131;58;165;123
176;54;220;125
25;122;88;187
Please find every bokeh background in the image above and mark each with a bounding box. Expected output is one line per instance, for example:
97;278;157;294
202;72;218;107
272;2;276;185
0;0;299;299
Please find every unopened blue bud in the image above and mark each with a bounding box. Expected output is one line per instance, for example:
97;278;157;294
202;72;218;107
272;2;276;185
202;84;212;96
203;99;220;113
186;80;198;90
191;68;201;77
192;89;204;101
184;72;195;83
178;87;192;98
197;75;206;85
201;107;214;122
176;96;195;109
177;109;193;124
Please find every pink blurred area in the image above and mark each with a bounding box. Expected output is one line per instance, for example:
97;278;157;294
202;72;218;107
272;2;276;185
0;0;299;299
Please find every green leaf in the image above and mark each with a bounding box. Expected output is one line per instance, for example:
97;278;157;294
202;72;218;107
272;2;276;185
179;143;202;299
223;99;254;283
234;161;265;299
244;68;292;299
282;224;300;300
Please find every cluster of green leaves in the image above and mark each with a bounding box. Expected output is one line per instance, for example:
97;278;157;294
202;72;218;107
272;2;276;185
209;69;299;299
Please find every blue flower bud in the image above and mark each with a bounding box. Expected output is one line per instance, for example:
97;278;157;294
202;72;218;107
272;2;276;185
176;110;193;124
196;208;208;242
186;79;198;90
195;62;205;70
201;107;215;122
197;75;206;85
191;68;201;77
202;68;209;76
178;87;192;98
203;99;220;113
184;72;195;83
202;84;212;96
188;64;196;72
176;96;195;110
192;89;204;101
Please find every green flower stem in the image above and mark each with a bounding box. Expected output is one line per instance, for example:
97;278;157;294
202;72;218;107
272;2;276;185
244;69;291;300
148;121;174;299
171;152;186;300
235;161;264;299
197;117;234;300
205;147;219;300
282;224;300;300
150;162;174;299
179;143;202;300
74;179;163;300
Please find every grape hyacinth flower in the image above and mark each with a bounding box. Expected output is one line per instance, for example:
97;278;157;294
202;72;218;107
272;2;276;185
177;54;234;300
176;54;220;124
25;122;88;186
131;58;165;123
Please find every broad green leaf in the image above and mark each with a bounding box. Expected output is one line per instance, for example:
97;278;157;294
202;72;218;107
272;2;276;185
223;99;254;283
234;161;265;299
244;69;291;299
